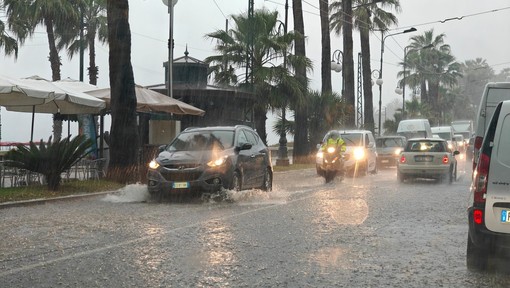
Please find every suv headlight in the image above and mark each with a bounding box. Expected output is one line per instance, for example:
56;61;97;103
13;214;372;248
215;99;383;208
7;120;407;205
148;160;160;169
207;155;228;167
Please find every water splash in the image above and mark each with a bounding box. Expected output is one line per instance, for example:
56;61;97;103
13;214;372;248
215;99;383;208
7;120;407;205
101;183;149;203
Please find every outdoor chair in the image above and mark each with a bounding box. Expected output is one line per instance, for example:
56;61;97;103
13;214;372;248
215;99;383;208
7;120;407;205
87;158;107;180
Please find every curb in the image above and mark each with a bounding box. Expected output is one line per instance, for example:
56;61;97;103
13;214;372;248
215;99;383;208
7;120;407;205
0;190;118;209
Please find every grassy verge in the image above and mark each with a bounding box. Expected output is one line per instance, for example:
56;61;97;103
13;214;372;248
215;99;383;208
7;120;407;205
0;180;125;204
0;163;314;204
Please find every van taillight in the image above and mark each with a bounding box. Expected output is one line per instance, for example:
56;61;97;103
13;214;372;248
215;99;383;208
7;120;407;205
473;152;490;204
472;136;484;170
473;209;483;225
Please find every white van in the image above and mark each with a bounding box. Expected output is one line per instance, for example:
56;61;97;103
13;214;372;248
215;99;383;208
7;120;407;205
396;119;432;140
473;82;510;169
431;126;456;151
467;100;510;271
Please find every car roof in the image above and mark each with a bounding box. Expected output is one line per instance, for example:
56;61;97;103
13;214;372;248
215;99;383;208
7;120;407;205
376;136;406;139
183;125;253;132
407;137;446;142
338;129;372;134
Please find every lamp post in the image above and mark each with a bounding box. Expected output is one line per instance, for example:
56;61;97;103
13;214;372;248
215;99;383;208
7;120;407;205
162;0;178;98
377;27;417;135
276;0;289;166
371;69;383;134
331;49;344;96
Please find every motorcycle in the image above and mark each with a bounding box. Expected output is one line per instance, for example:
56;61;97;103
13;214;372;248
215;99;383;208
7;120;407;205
318;144;345;183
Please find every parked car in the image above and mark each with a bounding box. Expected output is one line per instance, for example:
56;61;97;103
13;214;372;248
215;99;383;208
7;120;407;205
375;136;406;167
316;129;377;177
397;138;459;183
147;125;273;200
467;100;510;271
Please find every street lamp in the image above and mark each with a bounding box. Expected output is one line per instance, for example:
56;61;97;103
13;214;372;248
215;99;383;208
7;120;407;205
331;49;344;96
401;43;432;119
162;0;178;98
276;0;290;166
377;27;417;135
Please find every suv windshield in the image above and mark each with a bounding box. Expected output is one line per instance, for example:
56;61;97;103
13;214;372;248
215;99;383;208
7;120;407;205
167;131;235;151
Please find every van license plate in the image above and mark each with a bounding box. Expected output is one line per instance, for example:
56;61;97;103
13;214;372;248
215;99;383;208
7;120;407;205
173;182;189;189
501;210;510;223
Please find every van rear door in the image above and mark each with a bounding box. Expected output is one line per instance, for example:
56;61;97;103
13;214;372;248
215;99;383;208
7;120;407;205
484;101;510;233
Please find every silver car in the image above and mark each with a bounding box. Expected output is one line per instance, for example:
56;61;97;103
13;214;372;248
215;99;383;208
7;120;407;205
397;138;459;183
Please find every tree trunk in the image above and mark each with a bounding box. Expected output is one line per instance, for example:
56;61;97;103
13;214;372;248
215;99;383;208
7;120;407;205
292;0;310;163
360;28;374;133
342;0;355;128
107;0;139;183
88;30;98;85
44;17;63;142
254;105;267;145
319;0;331;94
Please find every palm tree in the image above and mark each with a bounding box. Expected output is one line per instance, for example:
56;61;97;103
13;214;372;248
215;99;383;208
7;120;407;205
205;9;310;145
56;0;108;85
330;0;401;132
3;0;81;141
106;0;139;183
292;0;311;163
0;19;18;57
319;0;332;94
403;29;462;121
307;90;349;145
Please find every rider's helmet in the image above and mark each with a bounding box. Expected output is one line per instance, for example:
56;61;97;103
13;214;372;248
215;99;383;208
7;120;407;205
327;131;341;141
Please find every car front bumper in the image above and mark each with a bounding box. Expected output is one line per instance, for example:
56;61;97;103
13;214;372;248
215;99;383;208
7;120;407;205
147;168;231;195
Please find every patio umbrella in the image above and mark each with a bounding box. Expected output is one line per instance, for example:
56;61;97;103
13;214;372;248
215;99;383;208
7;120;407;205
85;84;205;116
4;76;105;114
0;74;55;106
1;76;106;141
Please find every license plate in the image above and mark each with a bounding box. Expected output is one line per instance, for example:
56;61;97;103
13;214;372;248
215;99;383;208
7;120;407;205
501;210;510;223
172;182;189;189
415;155;433;162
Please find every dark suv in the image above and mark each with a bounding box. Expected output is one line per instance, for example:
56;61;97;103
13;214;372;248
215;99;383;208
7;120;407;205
147;125;272;200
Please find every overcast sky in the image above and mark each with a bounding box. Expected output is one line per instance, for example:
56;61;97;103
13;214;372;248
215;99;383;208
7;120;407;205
1;0;509;144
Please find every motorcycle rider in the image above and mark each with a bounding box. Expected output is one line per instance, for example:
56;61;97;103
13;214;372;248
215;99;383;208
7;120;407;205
322;130;346;154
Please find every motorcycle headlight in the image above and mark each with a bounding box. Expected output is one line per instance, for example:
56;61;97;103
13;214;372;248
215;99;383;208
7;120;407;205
207;155;228;167
353;147;365;161
148;160;160;169
326;146;336;153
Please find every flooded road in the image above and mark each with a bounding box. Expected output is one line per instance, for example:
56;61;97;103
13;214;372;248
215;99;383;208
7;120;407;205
1;159;509;287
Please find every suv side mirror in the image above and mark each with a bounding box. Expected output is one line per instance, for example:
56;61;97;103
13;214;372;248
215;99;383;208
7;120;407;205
158;145;166;153
235;142;252;152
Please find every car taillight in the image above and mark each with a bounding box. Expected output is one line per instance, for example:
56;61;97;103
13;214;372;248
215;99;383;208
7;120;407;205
442;155;449;164
473;209;484;225
473;152;490;204
399;155;406;163
472;136;483;170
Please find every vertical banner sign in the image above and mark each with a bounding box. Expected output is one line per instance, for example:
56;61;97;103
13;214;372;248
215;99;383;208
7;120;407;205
78;114;97;159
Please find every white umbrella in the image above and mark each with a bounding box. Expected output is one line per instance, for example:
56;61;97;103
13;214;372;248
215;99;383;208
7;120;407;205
4;76;105;114
0;74;55;106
